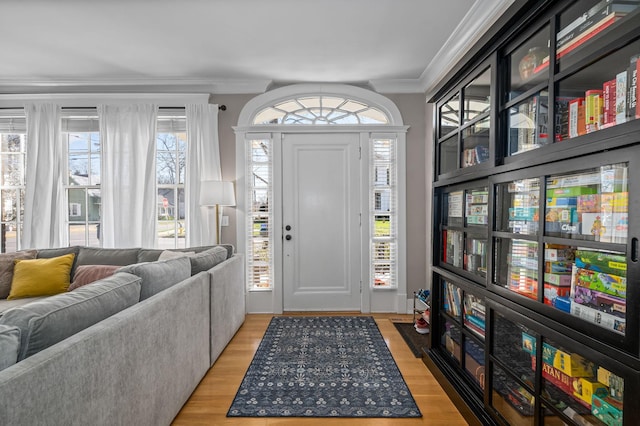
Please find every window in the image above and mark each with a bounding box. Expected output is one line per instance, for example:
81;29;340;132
253;95;389;125
246;137;273;290
156;112;187;249
371;138;397;288
0;131;26;253
67;129;101;247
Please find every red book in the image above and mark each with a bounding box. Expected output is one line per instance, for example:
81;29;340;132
557;12;624;60
636;57;640;119
533;11;625;74
602;79;616;128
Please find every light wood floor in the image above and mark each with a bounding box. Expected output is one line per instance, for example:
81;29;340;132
172;313;469;426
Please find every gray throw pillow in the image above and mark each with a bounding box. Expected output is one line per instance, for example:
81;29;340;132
0;272;142;361
189;246;228;275
0;324;20;371
0;250;37;299
77;247;141;267
118;256;191;301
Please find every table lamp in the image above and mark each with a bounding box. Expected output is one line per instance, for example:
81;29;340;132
200;180;236;244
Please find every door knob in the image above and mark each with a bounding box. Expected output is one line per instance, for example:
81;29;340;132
285;225;292;231
285;235;292;240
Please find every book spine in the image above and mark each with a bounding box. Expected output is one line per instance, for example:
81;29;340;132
637;56;640;119
556;13;622;60
615;71;626;124
557;0;607;40
602;79;613;126
585;90;603;133
628;54;639;119
554;98;570;142
557;4;634;47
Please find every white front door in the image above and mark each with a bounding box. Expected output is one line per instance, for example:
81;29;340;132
282;133;361;311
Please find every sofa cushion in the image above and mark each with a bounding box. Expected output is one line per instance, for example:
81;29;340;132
69;264;121;291
188;246;228;275
136;248;163;263
136;245;231;263
0;272;141;360
7;254;75;300
118;256;191;301
76;247;140;267
157;250;195;261
0;297;47;316
0;324;20;371
0;250;37;299
36;246;81;275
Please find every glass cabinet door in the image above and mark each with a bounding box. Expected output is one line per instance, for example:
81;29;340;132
436;63;493;178
555;33;640;141
545;163;628;244
441;186;488;281
556;2;640;73
491;312;538;425
461;68;492;168
508;26;550;100
508;91;550;155
540;337;624;426
496;178;541;235
488;303;632;426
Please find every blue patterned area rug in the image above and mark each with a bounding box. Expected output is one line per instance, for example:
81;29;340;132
227;316;421;418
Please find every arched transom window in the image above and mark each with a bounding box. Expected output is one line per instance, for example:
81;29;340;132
253;95;389;125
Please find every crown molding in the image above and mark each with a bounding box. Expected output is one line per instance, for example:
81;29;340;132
420;0;514;99
365;0;514;96
0;78;273;95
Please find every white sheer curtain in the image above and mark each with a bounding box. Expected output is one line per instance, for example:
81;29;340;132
23;103;67;249
185;104;221;246
98;104;158;248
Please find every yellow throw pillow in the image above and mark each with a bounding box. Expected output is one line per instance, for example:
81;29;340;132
7;253;76;300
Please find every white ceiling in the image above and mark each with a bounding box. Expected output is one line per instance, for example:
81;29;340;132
0;0;513;95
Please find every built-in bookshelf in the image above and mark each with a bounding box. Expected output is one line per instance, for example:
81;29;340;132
427;1;640;425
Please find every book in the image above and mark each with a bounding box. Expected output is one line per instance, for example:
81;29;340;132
615;70;627;124
570;300;626;334
513;94;548;153
572;264;627;298
574;249;627;277
557;12;626;60
554;98;571;141
557;1;639;45
628;54;640;119
531;8;629;72
602;78;616;128
572;285;626;317
636;55;640;119
568;98;586;137
585;89;603;133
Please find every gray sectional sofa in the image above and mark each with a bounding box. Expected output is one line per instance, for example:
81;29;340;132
0;244;245;425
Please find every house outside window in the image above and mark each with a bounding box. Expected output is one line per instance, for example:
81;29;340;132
371;138;397;288
246;138;273;290
0;131;26;253
156;112;187;249
66;129;101;247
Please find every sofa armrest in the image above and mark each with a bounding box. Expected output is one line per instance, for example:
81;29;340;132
208;253;245;365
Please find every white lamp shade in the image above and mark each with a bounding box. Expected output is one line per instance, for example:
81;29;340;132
200;181;236;206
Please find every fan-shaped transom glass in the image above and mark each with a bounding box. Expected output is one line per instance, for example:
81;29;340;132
253;95;390;125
